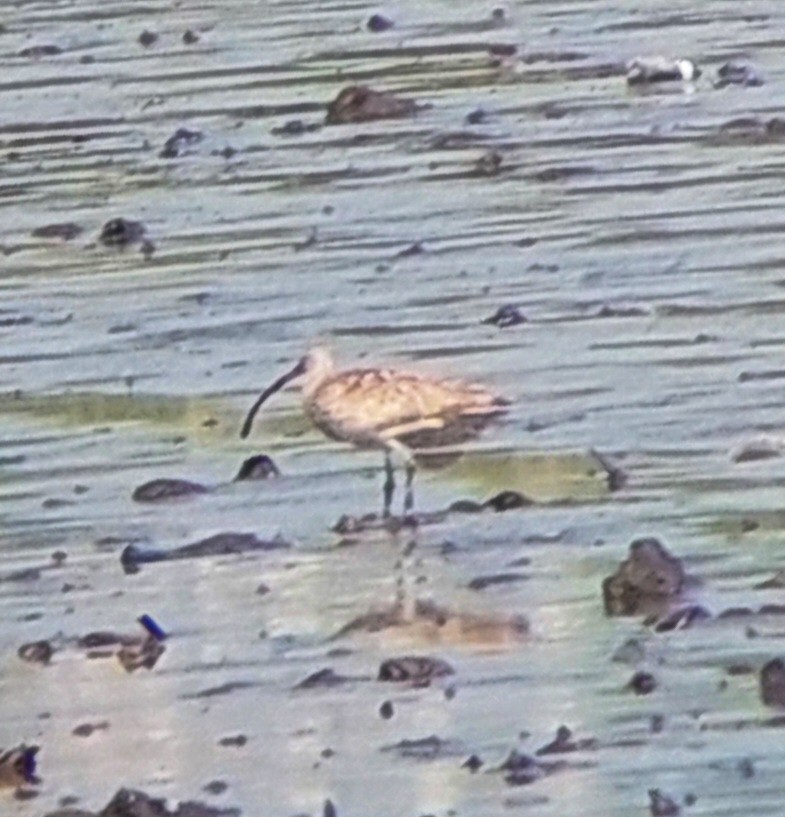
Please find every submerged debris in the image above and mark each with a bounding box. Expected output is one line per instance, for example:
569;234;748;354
43;787;240;817
603;538;685;616
132;478;210;502
378;655;454;686
234;455;280;481
121;532;288;572
380;735;463;760
626;56;700;85
325;86;417;125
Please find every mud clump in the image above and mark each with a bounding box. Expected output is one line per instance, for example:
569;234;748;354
233;455;280;481
603;538;684;616
497;750;563;786
43;787;240;816
99;218;146;248
326;86;417;125
31;223;83;241
484;490;533;512
121;532;288;572
132;478;209;502
138;30;159;47
18;640;54;665
160;127;204;158
378;655;454;687
760;658;785;707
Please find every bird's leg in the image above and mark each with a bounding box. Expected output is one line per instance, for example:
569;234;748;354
403;459;416;518
383;452;395;518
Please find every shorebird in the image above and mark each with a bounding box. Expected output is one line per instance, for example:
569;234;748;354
240;347;509;516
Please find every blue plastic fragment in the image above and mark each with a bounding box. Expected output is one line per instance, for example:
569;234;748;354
21;747;38;783
138;614;167;641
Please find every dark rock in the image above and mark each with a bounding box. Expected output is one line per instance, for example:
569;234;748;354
138;30;158;47
761;658;785;707
325;86;417;125
132;478;209;502
323;800;337;817
717;606;754;619
462;754;483;772
183;30;200;45
468;573;528;591
379;700;394;719
19;44;62;58
256;583;270;596
603;538;685;616
482;305;527;328
72;721;109;738
732;437;782;462
3;567;41;583
652;604;711;633
185;681;259;700
234;455;280;481
648;788;681;816
535;725;597;755
202;781;227;796
295;668;350;689
18;640;54;665
715;60;763;88
160;127;204;159
99;218;146;247
272;120;320;136
121;532;288;572
32;223;83;241
629;671;657;695
378;656;454;686
367;13;394;32
484;490;533;512
218;735;247;748
761;604;785;615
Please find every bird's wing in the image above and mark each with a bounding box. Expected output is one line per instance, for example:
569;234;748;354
311;369;507;440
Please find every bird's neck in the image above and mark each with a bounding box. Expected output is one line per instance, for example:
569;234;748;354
301;357;334;399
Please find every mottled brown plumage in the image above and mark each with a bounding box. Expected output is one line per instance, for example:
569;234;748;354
241;347;509;515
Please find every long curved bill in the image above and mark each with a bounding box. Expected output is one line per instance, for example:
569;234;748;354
240;358;306;439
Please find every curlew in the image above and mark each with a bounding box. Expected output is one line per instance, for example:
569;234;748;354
240;347;509;516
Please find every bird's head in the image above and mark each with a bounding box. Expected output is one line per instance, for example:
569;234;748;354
240;347;334;439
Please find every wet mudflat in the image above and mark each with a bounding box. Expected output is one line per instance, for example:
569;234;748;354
3;0;785;814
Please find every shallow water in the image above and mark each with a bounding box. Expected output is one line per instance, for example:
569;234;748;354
4;0;785;814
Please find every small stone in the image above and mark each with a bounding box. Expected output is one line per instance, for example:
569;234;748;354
325;86;417;125
367;13;394;32
484;490;533;512
379;700;394;719
32;223;83;241
19;44;62;58
18;640;53;666
183;29;200;45
160;127;204;158
323;799;337;817
132;478;209;502
629;670;657;695
203;780;228;795
138;30;158;47
295;668;350;689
